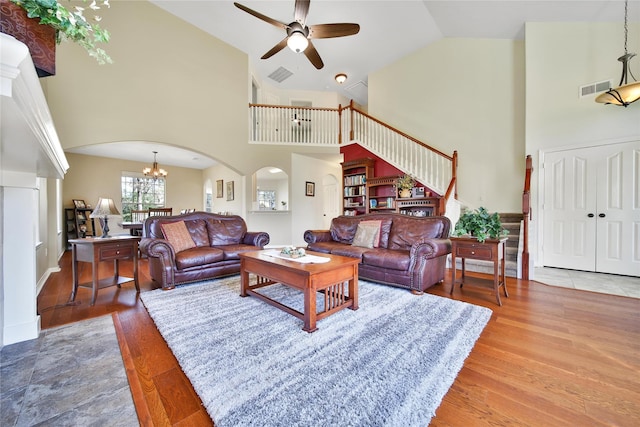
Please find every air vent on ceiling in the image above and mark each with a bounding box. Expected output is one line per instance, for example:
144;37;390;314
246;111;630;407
580;80;612;98
345;80;368;100
268;67;293;83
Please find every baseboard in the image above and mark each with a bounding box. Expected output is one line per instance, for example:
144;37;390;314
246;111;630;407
3;316;40;346
37;266;61;296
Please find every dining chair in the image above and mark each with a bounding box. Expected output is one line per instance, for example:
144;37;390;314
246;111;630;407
149;207;173;216
130;210;149;236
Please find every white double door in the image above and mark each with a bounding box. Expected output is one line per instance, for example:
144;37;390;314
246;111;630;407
542;141;640;276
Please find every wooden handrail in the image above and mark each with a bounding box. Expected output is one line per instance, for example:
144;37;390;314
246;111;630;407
521;155;533;280
349;104;454;161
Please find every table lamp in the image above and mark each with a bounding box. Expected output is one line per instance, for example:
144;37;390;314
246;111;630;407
91;198;121;238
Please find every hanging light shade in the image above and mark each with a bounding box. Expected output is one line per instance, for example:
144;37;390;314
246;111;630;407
143;151;168;179
595;0;640;107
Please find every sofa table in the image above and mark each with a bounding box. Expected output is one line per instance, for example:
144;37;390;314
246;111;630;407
450;236;508;306
68;236;140;306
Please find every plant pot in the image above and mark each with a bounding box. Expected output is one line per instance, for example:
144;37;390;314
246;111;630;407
0;0;56;77
399;189;412;198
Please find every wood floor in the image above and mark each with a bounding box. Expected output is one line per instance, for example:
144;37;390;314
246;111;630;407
38;251;640;426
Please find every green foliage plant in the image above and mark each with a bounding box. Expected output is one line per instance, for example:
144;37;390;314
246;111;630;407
452;206;508;243
395;174;416;191
11;0;112;64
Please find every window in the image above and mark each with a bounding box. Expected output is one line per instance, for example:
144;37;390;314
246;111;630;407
257;189;276;210
121;173;165;221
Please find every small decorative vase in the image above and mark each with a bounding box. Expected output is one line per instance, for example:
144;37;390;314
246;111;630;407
399;189;412;198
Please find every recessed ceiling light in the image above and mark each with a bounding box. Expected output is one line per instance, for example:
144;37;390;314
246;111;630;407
335;73;347;84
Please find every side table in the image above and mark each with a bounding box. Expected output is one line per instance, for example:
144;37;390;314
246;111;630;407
450;236;508;306
68;235;140;306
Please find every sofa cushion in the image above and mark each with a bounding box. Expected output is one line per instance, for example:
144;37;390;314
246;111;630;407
331;245;372;260
207;218;246;245
184;219;210;247
330;216;359;244
388;217;444;251
161;221;196;253
215;244;262;260
175;247;224;270
362;249;411;271
306;242;341;254
352;223;379;248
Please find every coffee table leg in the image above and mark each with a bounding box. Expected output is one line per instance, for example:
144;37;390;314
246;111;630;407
303;285;317;333
240;261;249;297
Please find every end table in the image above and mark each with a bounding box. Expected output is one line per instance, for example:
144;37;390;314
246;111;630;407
450;236;508;306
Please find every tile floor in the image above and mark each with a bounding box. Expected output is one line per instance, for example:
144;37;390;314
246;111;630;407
533;267;640;299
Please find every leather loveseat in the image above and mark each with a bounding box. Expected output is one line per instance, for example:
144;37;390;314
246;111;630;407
304;213;451;294
140;212;269;290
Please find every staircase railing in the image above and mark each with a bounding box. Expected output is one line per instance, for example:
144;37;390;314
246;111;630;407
522;155;533;280
249;101;457;208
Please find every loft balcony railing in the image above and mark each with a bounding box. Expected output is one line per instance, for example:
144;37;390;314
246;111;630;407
249;101;457;205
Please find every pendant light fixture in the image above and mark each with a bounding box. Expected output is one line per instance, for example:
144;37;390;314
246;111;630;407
595;0;640;107
143;151;168;179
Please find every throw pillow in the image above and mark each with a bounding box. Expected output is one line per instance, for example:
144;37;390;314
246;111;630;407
359;220;382;247
160;220;196;253
351;223;379;249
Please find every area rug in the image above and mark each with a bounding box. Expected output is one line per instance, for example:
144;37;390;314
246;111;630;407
141;276;492;426
0;315;137;426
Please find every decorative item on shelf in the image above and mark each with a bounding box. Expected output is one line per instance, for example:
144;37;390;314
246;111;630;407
595;0;640;107
280;246;306;258
452;206;508;243
395;174;415;198
79;224;87;238
281;201;287;209
143;151;168;179
5;0;112;68
90;197;120;238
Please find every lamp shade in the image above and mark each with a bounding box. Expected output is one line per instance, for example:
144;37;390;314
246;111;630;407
595;81;640;106
90;198;120;218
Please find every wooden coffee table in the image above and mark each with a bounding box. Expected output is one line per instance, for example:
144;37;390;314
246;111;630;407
239;250;360;332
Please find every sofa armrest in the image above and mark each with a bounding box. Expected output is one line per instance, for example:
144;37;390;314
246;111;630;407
243;231;270;248
304;230;333;244
410;238;452;260
140;237;176;260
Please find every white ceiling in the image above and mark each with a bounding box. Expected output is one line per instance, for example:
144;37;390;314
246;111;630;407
73;0;640;169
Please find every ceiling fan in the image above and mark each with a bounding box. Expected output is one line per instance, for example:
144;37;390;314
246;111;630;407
234;0;360;70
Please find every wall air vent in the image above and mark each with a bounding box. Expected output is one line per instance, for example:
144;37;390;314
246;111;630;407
580;80;612;98
268;67;293;83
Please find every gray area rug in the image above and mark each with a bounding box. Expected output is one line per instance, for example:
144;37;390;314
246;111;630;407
0;315;137;426
141;276;492;426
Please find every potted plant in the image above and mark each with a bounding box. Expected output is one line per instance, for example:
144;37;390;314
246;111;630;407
452;206;508;243
395;174;415;198
9;0;112;64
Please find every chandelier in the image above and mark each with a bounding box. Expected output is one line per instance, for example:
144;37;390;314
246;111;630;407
595;0;640;107
143;151;167;179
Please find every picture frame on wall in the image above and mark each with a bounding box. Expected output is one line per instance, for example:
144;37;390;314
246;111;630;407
73;199;86;209
305;181;315;197
216;180;224;198
227;181;234;201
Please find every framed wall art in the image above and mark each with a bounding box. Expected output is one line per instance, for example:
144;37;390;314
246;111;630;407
72;199;86;209
305;181;315;197
216;180;224;198
227;181;235;201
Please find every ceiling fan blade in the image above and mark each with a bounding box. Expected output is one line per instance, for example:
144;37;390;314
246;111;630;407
234;2;287;30
294;0;310;26
304;40;324;69
261;38;289;60
308;23;360;39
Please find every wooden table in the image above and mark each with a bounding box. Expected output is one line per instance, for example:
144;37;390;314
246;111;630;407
450;236;508;306
239;250;360;332
68;236;140;306
119;221;143;236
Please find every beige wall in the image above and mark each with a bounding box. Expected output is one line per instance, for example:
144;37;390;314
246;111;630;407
368;38;526;212
63;153;203;233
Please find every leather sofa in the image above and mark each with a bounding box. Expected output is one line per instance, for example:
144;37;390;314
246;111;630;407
140;212;269;290
304;213;451;294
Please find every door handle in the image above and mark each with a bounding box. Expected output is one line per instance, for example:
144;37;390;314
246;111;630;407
599;213;606;218
587;213;595;218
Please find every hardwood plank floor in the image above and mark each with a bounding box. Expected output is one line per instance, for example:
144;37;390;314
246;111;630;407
38;251;640;426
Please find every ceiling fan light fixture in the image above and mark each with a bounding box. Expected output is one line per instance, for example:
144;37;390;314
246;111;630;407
335;73;347;84
287;31;308;53
595;0;640;107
